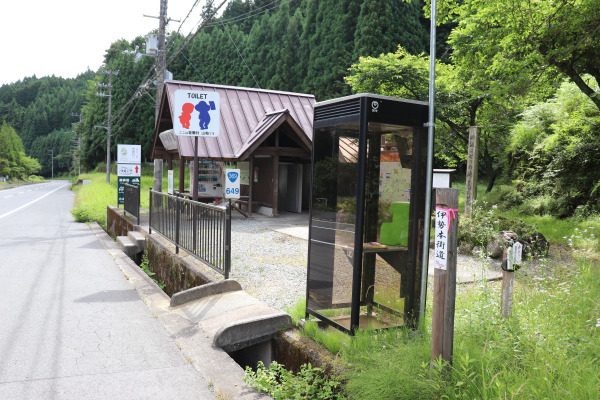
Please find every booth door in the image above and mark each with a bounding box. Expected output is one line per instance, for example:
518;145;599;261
278;163;303;213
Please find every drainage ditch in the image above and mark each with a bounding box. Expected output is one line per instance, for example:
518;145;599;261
130;237;338;377
227;329;339;375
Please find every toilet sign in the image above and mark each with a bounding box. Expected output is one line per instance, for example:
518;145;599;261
223;169;240;199
173;90;220;137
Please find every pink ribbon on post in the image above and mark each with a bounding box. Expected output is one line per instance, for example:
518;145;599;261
436;207;459;232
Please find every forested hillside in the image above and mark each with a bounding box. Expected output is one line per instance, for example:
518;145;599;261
1;0;598;219
1;0;437;175
0;72;95;176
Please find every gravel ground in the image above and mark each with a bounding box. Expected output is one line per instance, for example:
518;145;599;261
229;214;572;312
229;217;308;312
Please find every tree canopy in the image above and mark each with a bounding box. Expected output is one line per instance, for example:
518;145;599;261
0;123;41;178
73;0;437;168
438;0;600;111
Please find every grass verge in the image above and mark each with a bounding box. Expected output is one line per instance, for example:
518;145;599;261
284;257;600;399
71;164;179;228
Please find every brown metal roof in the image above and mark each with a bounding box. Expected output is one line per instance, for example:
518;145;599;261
152;80;315;161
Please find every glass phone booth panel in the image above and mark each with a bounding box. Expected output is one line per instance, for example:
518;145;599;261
306;94;428;334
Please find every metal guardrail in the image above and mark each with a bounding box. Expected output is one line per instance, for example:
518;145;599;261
123;183;140;225
148;189;231;278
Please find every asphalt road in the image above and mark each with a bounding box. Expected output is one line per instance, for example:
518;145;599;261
0;181;215;399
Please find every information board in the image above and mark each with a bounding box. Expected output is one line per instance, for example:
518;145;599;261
118;176;140;205
117;144;141;164
117;143;142;205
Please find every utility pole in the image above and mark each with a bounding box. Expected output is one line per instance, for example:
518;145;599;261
144;0;169;122
95;70;118;183
143;0;228;123
156;0;167;122
48;150;54;179
71;113;83;175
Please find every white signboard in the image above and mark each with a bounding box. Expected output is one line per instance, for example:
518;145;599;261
434;208;449;270
117;164;141;177
513;241;523;265
223;169;241;199
507;242;523;271
433;172;451;188
117;144;141;164
168;170;174;194
173;90;220;137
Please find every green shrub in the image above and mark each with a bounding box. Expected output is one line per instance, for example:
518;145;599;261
497;185;524;210
27;175;44;182
572;204;599;221
520;194;547;215
458;201;499;248
495;215;537;239
522;179;547;198
71;205;104;224
244;361;345;400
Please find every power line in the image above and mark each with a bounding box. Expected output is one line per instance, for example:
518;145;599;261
172;0;203;38
206;0;287;27
115;75;155;107
92;0;289;144
181;52;210;83
220;21;261;88
164;0;229;69
105;0;227;131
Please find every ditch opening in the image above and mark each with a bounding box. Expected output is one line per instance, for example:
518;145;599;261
228;339;275;371
226;329;339;375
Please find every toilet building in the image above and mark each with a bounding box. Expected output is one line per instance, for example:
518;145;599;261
151;80;315;216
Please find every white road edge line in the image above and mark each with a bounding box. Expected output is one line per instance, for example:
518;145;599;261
0;183;68;220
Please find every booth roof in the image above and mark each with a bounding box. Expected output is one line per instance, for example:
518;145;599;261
153;80;315;160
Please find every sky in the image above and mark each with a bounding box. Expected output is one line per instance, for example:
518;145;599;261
0;0;208;86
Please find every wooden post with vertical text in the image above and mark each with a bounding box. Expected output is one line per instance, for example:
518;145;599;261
431;188;459;370
464;126;479;218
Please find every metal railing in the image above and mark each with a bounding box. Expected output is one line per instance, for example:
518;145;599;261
149;189;231;278
123;183;140;225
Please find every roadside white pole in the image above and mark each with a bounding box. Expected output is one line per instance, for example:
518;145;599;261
419;0;437;331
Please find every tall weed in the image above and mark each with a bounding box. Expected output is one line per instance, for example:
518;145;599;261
442;260;600;399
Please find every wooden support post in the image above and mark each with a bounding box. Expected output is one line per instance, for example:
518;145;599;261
179;158;185;193
431;188;459;370
501;270;515;318
153;159;163;193
272;154;279;217
272;131;280;217
465;126;480;218
193;137;199;202
248;156;254;216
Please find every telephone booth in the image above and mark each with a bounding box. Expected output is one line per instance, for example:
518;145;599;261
305;93;429;334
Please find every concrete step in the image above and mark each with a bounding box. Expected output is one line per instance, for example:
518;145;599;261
127;230;146;252
116;236;141;256
170;280;292;352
